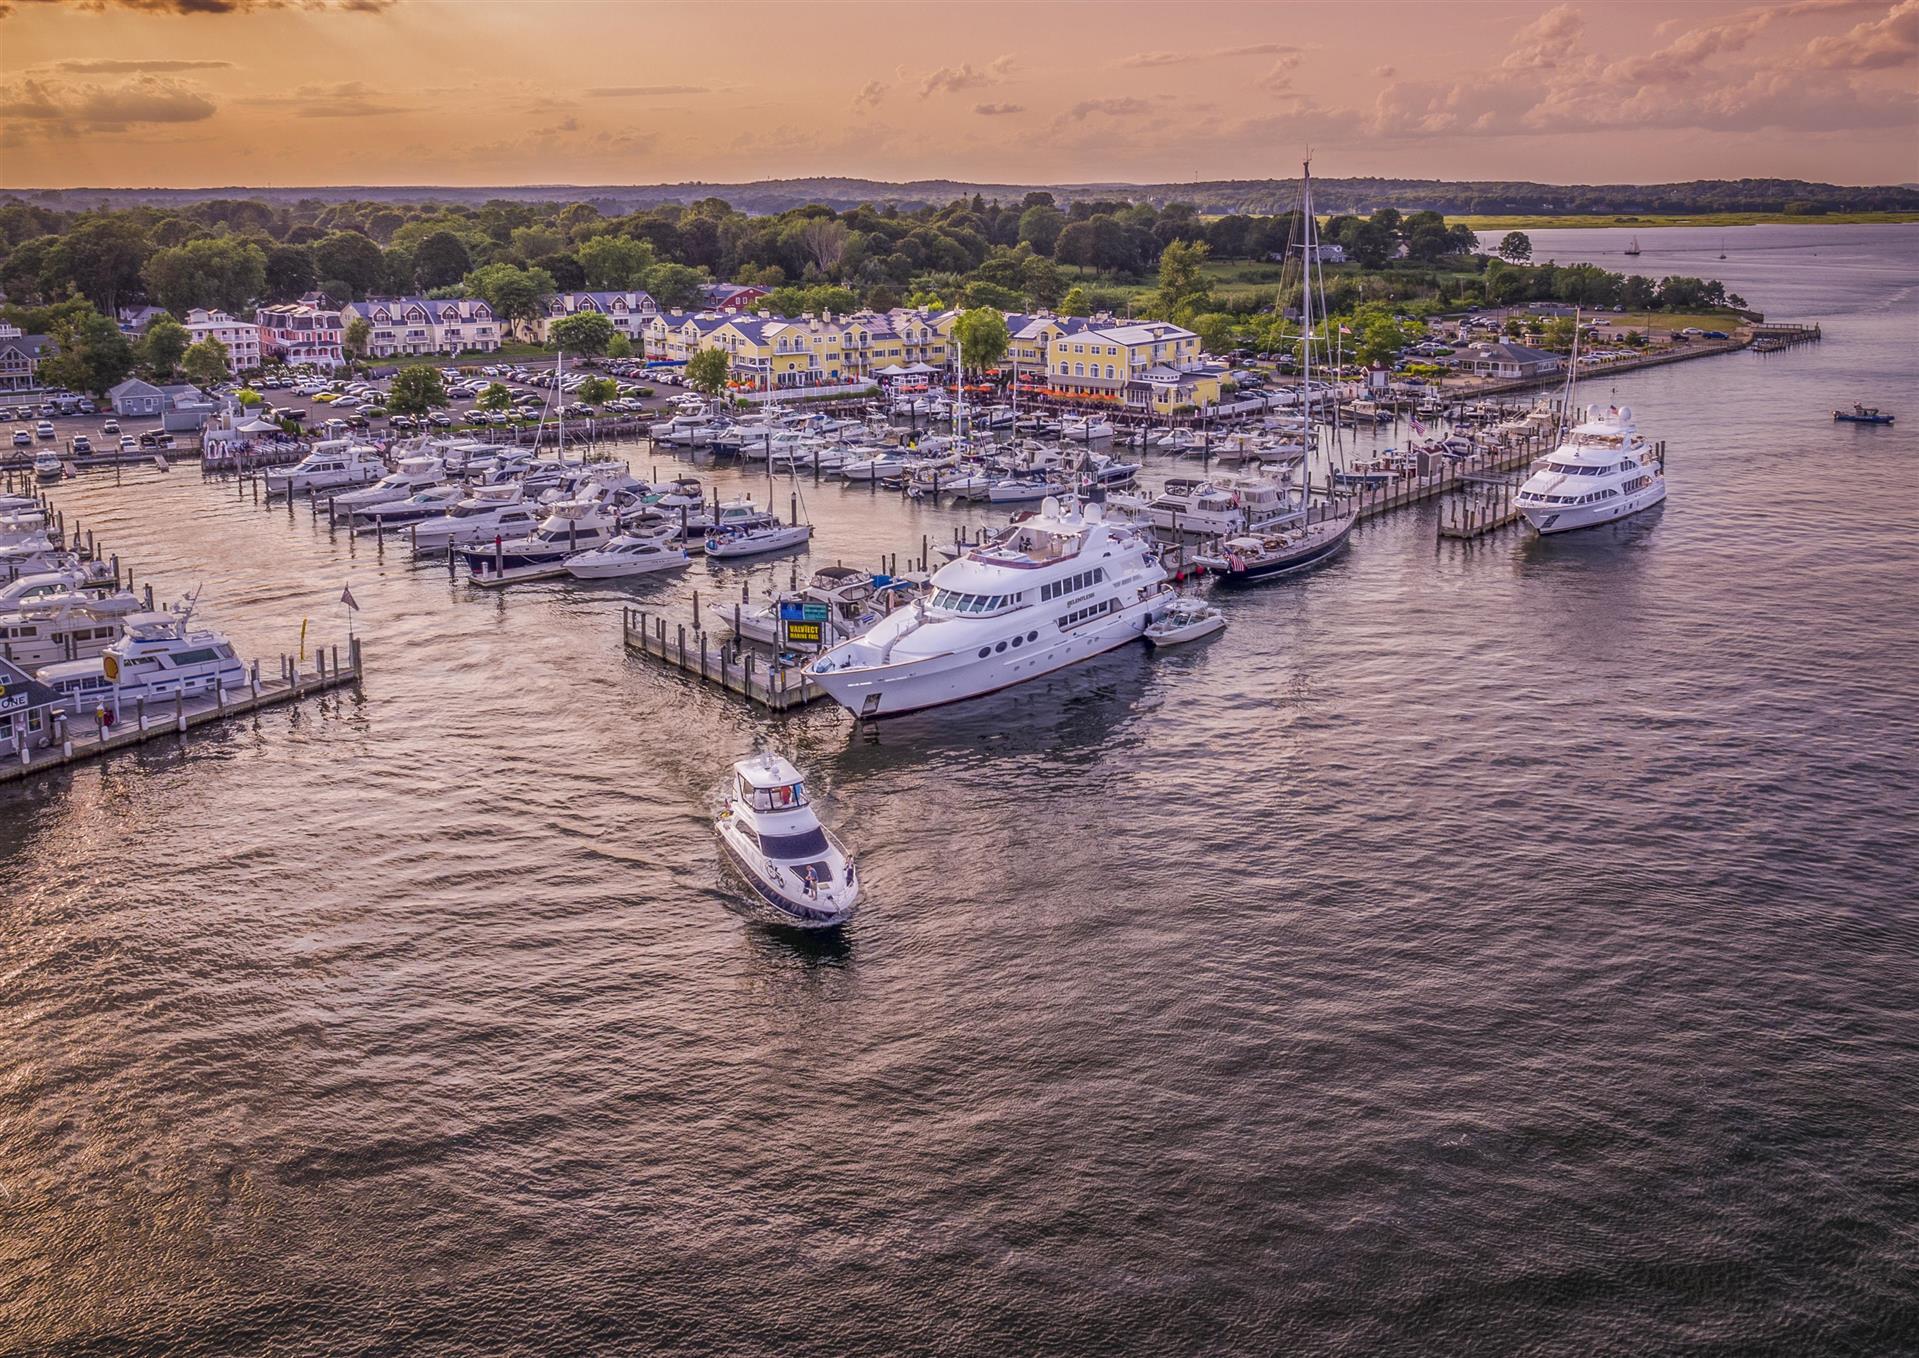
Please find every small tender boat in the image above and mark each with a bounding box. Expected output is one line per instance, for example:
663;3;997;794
33;453;64;482
715;753;859;928
1145;596;1227;648
1833;404;1894;425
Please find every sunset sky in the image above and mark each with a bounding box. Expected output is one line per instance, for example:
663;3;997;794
1;0;1915;189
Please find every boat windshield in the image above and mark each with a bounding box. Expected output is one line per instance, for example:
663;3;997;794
741;779;808;811
758;826;829;859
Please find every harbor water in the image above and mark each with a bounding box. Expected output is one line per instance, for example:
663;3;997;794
3;224;1916;1355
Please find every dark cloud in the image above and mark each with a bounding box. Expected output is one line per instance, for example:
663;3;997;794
0;75;216;129
973;102;1024;116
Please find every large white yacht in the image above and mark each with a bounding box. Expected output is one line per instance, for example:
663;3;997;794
0;590;142;671
808;496;1171;718
264;441;385;496
38;606;248;715
459;499;619;584
1146;470;1303;538
715;753;859;928
1513;404;1666;535
331;455;447;515
406;485;541;551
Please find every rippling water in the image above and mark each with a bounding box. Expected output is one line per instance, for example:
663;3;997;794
4;225;1916;1356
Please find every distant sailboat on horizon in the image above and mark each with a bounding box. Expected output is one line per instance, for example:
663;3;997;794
1624;235;1642;257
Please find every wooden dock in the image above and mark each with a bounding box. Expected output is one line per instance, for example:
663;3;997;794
3;638;363;785
1751;323;1822;353
622;606;826;711
1439;474;1526;539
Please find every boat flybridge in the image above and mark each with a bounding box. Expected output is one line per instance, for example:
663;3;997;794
37;603;248;717
715;752;859;928
332;456;447;514
808;495;1172;718
1512;403;1666;535
264;441;385;496
459;499;620;585
724;566;901;652
405;483;542;551
0;590;143;670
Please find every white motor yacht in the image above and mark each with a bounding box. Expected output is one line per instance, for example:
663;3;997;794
715;753;859;928
1513;404;1666;535
406;485;539;551
460;499;620;584
38;605;248;717
354;483;469;531
264;441;385;496
723;566;896;651
0;590;142;670
565;531;692;579
809;496;1171;718
841;452;909;483
1061;414;1116;441
0;568;95;611
33;453;64;482
331;456;446;515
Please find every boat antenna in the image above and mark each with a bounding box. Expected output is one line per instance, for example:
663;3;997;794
1554;307;1582;446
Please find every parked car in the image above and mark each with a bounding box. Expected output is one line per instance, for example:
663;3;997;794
12;430;29;447
35;420;55;440
101;418;120;434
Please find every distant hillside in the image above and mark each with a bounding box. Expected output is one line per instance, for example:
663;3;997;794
7;176;1917;216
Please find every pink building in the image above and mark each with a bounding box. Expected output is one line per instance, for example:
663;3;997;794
256;291;345;369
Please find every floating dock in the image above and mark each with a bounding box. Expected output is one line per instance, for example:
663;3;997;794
2;638;363;785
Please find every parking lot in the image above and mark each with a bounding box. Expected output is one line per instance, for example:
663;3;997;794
2;357;691;460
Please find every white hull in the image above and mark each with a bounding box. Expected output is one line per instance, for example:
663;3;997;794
809;589;1167;718
1523;480;1667;534
706;525;812;558
564;551;691;579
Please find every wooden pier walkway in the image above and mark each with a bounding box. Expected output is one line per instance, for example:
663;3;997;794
2;638;363;785
622;606;825;711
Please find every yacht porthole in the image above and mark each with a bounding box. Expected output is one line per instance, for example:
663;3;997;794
995;641;1007;653
1027;630;1038;642
978;647;991;658
1012;636;1022;648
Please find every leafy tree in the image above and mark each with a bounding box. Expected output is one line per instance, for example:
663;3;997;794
1148;239;1213;320
344;315;372;362
181;336;231;388
140;315;191;378
388;365;449;415
1021;254;1063;309
478;382;512;411
235;384;264;407
1189;312;1238;355
48;218;152;316
1059;285;1092;317
510;225;566;261
1055;220;1097;273
1497;231;1532;263
953;306;1009;375
606;332;633;358
266;244;316;299
961;280;1022;310
548;310;615;356
312;231;384;300
685;346;729;396
40;309;135;396
577;376;619;406
644;262;706;309
463;263;555;329
1017;204;1065;256
412;230;473;290
143;237;267;316
1336;218;1395;268
577;234;657;289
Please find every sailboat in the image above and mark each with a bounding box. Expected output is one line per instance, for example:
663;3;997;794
1718;237;1727;260
1624;235;1642;257
1196;158;1356;585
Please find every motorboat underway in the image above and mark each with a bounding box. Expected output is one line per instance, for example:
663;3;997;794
564;534;692;580
331;455;446;514
265;441;385;496
38;604;248;717
354;483;468;531
1833;404;1894;425
809;496;1171;718
406;484;540;551
715;752;859;928
705;518;812;559
0;590;142;670
459;499;620;584
1145;596;1227;648
1513;403;1666;535
723;566;901;651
